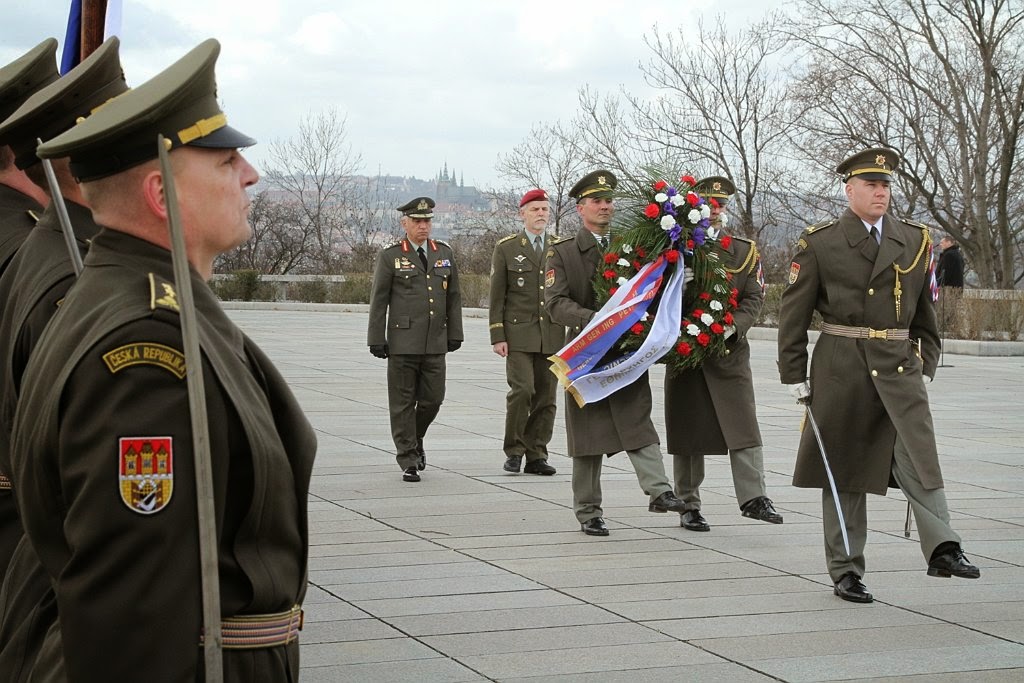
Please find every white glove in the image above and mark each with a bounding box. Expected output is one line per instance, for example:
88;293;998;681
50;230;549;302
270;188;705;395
723;325;736;340
683;266;694;284
787;381;810;402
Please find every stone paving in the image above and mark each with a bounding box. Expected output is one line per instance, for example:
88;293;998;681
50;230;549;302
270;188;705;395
225;307;1024;682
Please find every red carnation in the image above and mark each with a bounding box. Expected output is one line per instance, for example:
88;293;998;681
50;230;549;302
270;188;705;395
632;260;642;270
631;323;644;335
680;175;696;185
699;292;711;301
603;269;616;280
729;298;738;308
609;287;618;296
710;198;720;209
697;333;711;347
725;272;734;281
665;249;680;263
692;308;704;318
686;239;695;250
644;203;660;218
653;180;668;191
636;247;646;258
711;323;724;334
720;235;732;249
731;288;739;297
676;341;693;356
686;192;700;207
724;312;734;324
604;253;617;264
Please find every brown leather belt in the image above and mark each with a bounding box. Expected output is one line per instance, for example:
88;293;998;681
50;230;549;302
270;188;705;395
821;322;910;341
201;604;303;650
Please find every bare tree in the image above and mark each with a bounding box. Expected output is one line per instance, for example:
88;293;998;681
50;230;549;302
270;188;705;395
215;190;308;273
783;0;1024;287
263;108;363;273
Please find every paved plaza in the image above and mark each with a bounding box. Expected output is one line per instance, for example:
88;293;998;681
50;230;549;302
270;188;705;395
226;306;1024;682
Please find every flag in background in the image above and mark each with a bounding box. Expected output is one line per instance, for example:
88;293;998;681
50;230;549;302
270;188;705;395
60;0;121;75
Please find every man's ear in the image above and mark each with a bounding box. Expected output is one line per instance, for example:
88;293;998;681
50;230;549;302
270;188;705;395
140;168;167;220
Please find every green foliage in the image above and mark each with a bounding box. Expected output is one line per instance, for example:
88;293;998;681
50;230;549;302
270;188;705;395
329;273;372;304
290;278;329;303
213;270;276;302
458;274;491;308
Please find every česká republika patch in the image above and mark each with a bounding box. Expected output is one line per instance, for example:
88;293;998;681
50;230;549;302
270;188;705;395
102;343;186;379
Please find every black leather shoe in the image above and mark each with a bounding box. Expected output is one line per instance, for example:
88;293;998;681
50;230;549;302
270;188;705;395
648;491;687;513
524;459;556;475
680;510;710;531
581;518;609;536
503;455;522;473
741;496;784;524
833;573;873;603
928;544;981;579
416;439;426;471
402;466;420;482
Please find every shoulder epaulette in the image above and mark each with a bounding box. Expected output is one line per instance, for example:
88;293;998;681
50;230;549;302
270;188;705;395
497;233;518;245
901;219;931;231
805;219;837;234
550;235;573;245
731;235;756;246
149;273;180;313
433;239;451;248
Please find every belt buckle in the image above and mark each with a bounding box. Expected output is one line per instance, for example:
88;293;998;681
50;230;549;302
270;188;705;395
868;328;888;340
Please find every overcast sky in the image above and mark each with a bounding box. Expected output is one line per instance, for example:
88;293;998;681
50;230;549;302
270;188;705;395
3;0;779;188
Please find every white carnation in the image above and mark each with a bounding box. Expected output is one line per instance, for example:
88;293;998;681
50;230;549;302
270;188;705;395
640;312;649;322
617;258;630;267
617;277;628;286
622;243;633;254
721;214;729;227
709;300;723;311
686;324;700;336
701;204;711;218
707;227;719;240
714;284;728;293
700;313;714;325
687;209;702;224
670;194;686;206
660;215;677;230
654;192;668;203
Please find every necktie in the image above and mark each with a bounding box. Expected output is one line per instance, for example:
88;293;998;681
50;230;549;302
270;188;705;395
534;236;543;255
870;226;881;244
596;234;605;250
865;227;880;261
417;246;428;270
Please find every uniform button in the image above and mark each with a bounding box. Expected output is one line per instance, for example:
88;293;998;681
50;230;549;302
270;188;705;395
428;286;433;291
539;316;543;321
540;285;544;290
430;311;435;315
725;349;731;355
429;299;434;303
897;366;904;373
868;288;875;295
871;369;878;377
426;275;431;280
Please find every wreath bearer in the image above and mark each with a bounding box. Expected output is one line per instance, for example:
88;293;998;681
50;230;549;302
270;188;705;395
545;169;687;537
778;147;979;604
664;176;782;532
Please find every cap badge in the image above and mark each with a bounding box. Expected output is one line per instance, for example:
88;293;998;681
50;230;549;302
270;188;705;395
598;176;607;185
875;154;887;166
712;182;722;191
417;199;429;210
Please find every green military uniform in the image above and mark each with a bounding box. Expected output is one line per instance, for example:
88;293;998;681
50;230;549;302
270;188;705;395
547;184;678;525
368;208;463;472
489;229;562;465
0;38;129;678
665;235;770;511
0;186;40;278
778;148;960;584
8;39;318;680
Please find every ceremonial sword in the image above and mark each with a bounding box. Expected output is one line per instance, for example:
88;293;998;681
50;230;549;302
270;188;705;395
802;400;851;556
157;135;223;681
37;141;84;276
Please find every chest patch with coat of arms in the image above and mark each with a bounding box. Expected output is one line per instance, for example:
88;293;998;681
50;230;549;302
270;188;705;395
119;437;174;514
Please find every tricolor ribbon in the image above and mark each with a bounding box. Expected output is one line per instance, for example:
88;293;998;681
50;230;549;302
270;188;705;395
549;253;685;406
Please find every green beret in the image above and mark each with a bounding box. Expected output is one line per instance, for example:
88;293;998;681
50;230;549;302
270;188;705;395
0;37;128;170
36;38;255;182
836;147;899;182
568;170;617;202
397;196;435;218
0;38;59;123
694;175;736;203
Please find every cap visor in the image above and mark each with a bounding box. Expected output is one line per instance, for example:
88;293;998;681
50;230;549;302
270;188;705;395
186;124;256;149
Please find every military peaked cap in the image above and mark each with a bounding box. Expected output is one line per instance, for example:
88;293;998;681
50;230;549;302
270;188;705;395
519;188;548;207
0;38;59;123
0;38;128;169
694;175;736;204
36;38;255;181
836;147;899;182
397;196;435;218
568;170;616;202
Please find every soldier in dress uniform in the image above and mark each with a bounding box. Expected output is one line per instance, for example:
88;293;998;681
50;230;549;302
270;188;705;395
0;37;128;680
0;39;56;278
368;197;463;482
545;170;687;536
489;188;561;476
9;39;317;681
665;176;782;532
778;147;979;604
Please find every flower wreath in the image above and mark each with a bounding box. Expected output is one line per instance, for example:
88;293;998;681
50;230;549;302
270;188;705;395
593;174;739;373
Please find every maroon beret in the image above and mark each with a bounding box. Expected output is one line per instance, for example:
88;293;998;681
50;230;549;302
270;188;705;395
519;188;548;207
